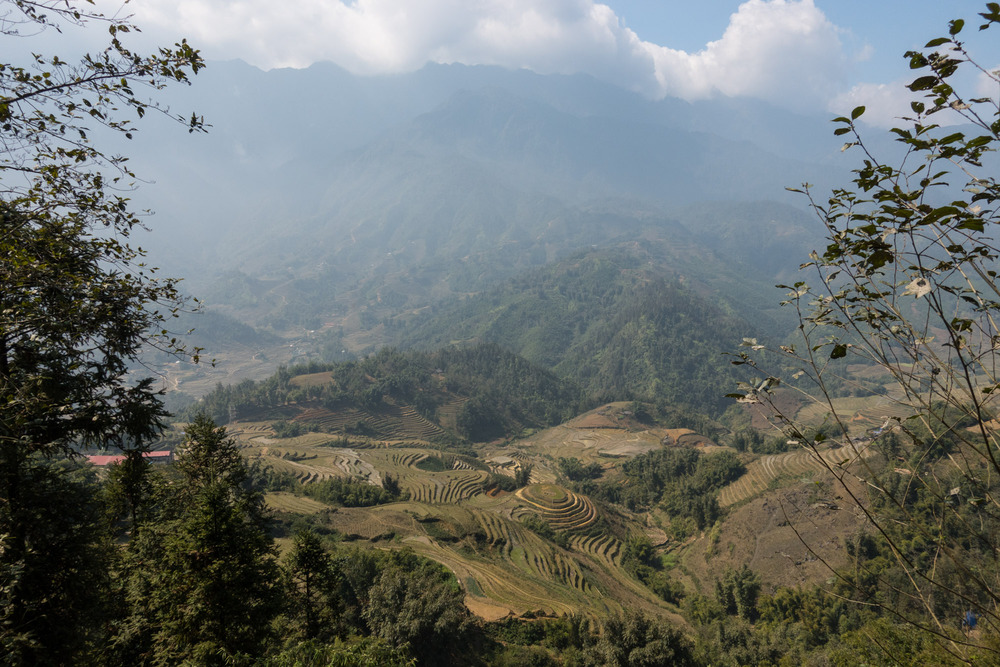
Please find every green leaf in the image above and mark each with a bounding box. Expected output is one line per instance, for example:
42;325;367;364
830;344;847;359
851;105;866;120
957;218;985;232
909;75;938;91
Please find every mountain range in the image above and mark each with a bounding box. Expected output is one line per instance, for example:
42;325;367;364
125;59;861;415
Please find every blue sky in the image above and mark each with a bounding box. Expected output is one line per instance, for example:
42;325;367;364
606;0;994;82
86;0;999;126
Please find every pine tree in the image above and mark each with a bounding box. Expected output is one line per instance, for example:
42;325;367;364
1;2;203;660
283;528;337;641
116;416;280;665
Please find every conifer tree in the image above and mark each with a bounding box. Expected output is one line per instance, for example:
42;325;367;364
1;1;203;661
116;417;280;665
284;528;337;641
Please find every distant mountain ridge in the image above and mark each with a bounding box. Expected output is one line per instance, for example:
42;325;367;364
395;244;768;415
127;60;845;281
124;60;842;408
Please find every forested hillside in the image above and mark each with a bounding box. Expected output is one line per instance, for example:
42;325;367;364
398;248;754;414
191;344;589;442
10;1;1000;665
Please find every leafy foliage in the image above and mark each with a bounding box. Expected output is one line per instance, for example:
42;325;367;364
620;535;686;605
520;512;569;549
587;611;695;666
730;5;1000;661
557;457;603;482
0;460;109;663
301;476;406;507
114;417;281;664
401;248;756;415
0;3;203;663
581;447;743;533
191;344;588;442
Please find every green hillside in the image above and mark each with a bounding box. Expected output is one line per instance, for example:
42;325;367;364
189;344;589;443
398;247;756;415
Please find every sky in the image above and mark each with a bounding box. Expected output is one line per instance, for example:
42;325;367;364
78;1;1000;126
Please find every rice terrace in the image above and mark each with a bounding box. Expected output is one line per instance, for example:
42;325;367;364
216;356;884;624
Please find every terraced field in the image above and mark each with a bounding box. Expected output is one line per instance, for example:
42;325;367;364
473;509;517;557
795;395;923;437
288;400;446;442
259;447;381;485
324;505;424;540
570;533;623;570
515;484;600;532
501;404;688;469
718;442;873;507
288;371;337;389
294;405;368;432
436;397;469;432
363;402;447;441
405;470;490;504
407;534;601;617
265;492;330;514
228;423;275;445
485;454;554;484
222;410;710;621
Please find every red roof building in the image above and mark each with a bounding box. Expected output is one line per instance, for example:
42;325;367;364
86;450;174;466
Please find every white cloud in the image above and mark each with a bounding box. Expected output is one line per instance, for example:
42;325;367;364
828;81;917;128
832;66;1000;130
643;0;846;109
976;65;1000;99
120;0;853;110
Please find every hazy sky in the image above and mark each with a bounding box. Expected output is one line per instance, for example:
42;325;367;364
89;1;1000;125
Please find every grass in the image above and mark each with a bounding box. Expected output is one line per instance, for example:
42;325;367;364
415;455;447;472
227;395;880;620
265;492;330;514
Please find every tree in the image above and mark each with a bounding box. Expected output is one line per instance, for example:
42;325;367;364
715;565;761;622
731;4;1000;662
0;0;204;456
0;2;203;660
115;417;281;664
515;463;533;488
585;611;694;666
0;461;111;664
363;564;473;665
283;528;337;642
103;450;156;537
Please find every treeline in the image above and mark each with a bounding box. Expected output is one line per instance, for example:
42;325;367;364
397;248;755;415
575;446;744;539
253;465;406;507
187;344;589;442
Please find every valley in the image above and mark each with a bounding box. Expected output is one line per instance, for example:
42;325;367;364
209;350;884;624
8;1;1000;663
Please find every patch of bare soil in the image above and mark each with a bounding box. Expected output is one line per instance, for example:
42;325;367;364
683;475;868;595
745;389;806;430
465;597;515;621
661;428;718;448
564;402;660;431
572;412;623;429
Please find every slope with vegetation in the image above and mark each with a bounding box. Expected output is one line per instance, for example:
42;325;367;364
10;1;1000;665
398;246;760;415
189;344;589;443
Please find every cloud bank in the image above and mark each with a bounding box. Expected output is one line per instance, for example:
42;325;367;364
125;0;904;116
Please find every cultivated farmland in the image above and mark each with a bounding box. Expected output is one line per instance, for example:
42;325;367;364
221;371;874;624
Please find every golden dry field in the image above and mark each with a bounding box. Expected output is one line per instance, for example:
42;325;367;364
224;403;694;620
226;399;881;622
